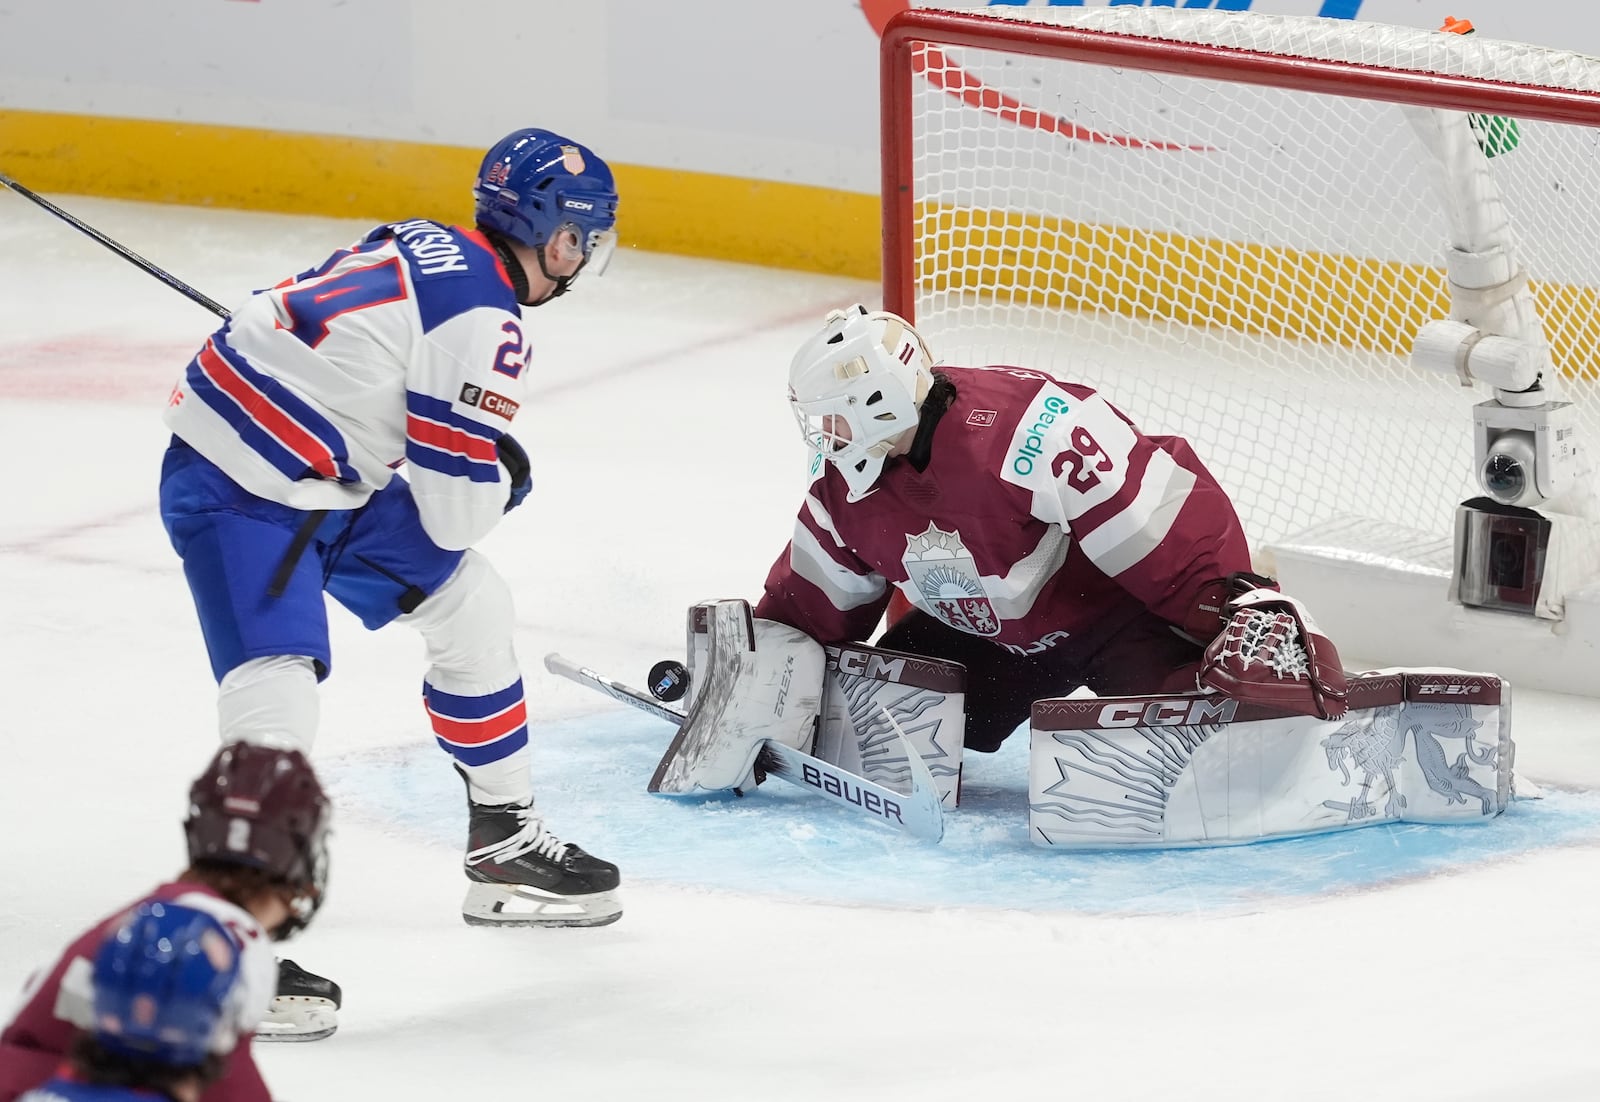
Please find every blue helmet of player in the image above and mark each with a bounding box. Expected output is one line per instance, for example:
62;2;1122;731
474;128;619;299
90;901;243;1068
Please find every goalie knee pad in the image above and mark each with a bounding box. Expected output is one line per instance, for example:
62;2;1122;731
816;642;967;808
648;600;826;795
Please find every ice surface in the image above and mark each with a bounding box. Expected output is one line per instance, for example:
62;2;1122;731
4;195;1600;1101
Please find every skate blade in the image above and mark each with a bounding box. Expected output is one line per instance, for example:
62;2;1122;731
255;997;338;1043
461;881;623;928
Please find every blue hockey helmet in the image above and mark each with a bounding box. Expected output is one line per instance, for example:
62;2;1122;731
474;128;619;282
90;901;243;1068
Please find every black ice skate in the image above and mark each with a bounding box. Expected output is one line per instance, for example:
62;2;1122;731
462;793;622;928
256;958;341;1043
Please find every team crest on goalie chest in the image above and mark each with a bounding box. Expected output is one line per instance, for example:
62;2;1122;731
902;524;1000;636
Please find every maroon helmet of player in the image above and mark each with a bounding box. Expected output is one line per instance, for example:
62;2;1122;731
185;743;331;940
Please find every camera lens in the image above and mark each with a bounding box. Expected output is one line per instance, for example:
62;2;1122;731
1481;454;1526;503
1488;530;1529;588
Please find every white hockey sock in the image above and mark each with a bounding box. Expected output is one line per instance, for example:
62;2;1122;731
399;551;535;807
217;655;320;753
455;750;533;807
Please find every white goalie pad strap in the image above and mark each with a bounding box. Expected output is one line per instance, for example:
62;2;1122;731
649;600;825;795
1028;670;1512;849
814;643;967;808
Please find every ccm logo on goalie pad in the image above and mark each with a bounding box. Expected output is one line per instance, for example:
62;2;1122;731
800;763;904;825
827;650;906;681
1098;697;1239;728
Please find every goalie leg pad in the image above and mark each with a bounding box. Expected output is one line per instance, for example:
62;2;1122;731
1029;669;1512;849
648;601;825;795
816;643;967;808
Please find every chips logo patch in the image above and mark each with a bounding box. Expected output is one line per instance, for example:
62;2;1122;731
480;390;520;421
459;384;483;407
560;145;586;175
967;409;997;427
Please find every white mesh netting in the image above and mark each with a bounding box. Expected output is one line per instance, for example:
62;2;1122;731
893;5;1600;545
1223;610;1311;682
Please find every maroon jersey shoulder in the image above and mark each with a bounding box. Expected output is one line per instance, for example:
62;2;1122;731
0;882;268;1102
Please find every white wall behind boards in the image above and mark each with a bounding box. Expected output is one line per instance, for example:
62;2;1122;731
1;0;1592;195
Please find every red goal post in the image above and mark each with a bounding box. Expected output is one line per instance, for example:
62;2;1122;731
877;5;1600;552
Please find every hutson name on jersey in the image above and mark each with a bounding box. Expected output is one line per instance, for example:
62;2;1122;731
391;219;470;275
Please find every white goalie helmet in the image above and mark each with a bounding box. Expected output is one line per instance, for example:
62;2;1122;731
788;304;936;501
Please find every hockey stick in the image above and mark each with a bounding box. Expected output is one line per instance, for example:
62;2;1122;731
543;653;944;842
0;172;231;319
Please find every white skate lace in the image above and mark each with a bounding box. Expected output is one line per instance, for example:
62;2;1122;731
466;806;572;867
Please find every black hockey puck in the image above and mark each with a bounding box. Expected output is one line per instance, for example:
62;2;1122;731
648;659;690;702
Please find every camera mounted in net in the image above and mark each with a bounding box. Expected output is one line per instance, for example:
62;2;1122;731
1471;398;1580;509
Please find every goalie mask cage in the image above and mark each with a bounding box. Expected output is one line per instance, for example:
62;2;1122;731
880;5;1600;553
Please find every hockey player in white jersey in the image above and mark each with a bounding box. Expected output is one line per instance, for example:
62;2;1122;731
157;128;623;930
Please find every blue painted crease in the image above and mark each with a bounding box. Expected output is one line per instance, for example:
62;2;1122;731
324;711;1600;916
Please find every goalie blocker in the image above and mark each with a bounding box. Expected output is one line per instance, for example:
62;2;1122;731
649;600;966;806
1029;669;1513;849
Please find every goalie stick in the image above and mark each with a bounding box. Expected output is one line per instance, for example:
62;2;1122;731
543;652;944;842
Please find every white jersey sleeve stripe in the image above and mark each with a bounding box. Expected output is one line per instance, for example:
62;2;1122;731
1072;447;1195;578
790;518;887;610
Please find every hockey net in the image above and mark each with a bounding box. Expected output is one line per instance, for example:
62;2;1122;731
881;5;1600;552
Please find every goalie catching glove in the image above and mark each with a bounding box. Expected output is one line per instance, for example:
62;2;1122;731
1195;584;1349;720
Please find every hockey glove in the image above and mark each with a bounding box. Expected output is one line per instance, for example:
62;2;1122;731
1196;587;1349;720
497;433;532;513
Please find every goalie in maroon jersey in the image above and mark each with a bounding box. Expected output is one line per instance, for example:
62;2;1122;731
755;304;1348;754
647;304;1349;801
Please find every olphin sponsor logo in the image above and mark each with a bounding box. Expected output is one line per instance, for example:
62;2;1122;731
459;383;483;406
1011;393;1071;476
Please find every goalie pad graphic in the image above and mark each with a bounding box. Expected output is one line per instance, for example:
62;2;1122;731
817;643;966;808
1029;670;1512;849
649;600;825;795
